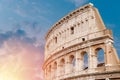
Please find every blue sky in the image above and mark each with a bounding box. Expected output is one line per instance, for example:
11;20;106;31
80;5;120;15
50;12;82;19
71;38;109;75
0;0;120;45
0;0;120;80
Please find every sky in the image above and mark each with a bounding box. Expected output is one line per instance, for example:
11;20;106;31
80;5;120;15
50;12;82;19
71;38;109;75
0;0;120;80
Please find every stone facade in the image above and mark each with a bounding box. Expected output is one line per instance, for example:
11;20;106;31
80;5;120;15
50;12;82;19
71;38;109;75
43;3;120;80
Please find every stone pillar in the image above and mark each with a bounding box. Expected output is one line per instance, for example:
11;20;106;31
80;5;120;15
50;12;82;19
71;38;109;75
64;30;66;42
90;47;97;68
50;69;52;80
105;39;113;65
57;62;61;77
75;51;83;71
88;47;97;73
65;56;71;74
67;29;69;41
59;33;61;46
48;68;51;80
51;66;54;80
52;67;55;80
44;69;46;80
105;39;120;71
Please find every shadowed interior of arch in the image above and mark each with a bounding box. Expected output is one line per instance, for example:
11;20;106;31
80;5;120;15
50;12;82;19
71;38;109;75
96;48;105;67
69;55;75;67
82;52;88;70
69;55;76;72
60;59;65;74
54;62;57;72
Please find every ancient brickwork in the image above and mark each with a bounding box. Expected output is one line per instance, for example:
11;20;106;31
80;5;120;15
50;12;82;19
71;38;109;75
43;3;120;80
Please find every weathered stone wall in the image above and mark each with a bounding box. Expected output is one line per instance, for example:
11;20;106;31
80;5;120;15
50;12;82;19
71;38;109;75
43;3;120;80
44;3;106;60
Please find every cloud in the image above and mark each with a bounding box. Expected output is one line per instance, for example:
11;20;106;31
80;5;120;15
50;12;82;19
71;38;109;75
12;21;47;48
0;39;44;80
106;24;116;30
14;5;27;17
0;29;36;45
67;0;89;7
0;27;45;56
22;0;29;4
114;36;120;58
0;26;44;80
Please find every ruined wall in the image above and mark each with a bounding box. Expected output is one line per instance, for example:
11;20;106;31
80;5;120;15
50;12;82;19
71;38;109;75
43;3;120;80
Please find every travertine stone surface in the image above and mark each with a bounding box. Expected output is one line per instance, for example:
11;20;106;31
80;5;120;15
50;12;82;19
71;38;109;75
43;3;120;80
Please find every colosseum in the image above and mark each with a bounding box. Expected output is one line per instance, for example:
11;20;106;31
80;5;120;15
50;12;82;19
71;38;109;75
43;3;120;80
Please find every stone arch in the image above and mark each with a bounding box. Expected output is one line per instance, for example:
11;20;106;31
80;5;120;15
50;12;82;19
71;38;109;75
48;65;51;73
69;55;75;64
60;58;65;75
81;51;88;70
48;65;51;79
95;47;105;67
52;61;57;78
45;68;48;80
53;61;57;70
60;58;65;65
69;55;76;72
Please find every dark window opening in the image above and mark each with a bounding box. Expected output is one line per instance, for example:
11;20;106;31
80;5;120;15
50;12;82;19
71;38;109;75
71;27;74;34
82;38;85;41
86;19;88;22
83;52;88;70
55;37;57;43
81;21;84;24
78;22;80;25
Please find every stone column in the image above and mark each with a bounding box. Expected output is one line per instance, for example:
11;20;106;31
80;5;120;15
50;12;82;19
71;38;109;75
57;61;61;77
66;28;70;41
88;47;97;69
52;67;56;80
88;47;97;72
51;66;54;80
105;39;120;71
44;69;46;80
75;51;83;72
65;56;71;74
105;39;113;65
48;69;51;80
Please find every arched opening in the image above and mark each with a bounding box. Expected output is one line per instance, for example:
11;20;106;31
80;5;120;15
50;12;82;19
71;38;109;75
48;65;51;79
95;48;105;67
45;68;48;80
81;51;88;70
53;62;57;78
60;59;65;75
69;55;75;72
55;37;57;43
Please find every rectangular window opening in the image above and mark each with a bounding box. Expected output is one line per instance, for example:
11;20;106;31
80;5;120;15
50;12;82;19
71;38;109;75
55;37;57;43
71;27;74;34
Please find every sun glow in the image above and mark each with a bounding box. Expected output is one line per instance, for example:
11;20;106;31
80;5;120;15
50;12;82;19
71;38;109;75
0;41;43;80
0;73;21;80
0;55;24;80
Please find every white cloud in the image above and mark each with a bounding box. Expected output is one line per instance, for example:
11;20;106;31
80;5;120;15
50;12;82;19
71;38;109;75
14;5;27;17
0;39;44;80
68;0;89;7
106;23;116;29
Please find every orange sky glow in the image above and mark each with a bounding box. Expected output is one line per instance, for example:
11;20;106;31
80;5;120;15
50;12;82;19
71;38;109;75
0;39;44;80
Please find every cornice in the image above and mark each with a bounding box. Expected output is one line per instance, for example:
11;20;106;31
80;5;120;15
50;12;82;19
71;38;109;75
45;3;94;40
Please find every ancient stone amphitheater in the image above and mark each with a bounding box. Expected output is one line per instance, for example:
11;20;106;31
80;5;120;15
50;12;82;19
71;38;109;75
43;3;120;80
